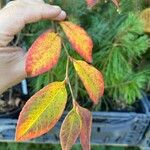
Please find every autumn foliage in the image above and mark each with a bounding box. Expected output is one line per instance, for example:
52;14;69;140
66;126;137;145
86;0;120;9
60;22;93;63
26;31;61;77
15;1;105;150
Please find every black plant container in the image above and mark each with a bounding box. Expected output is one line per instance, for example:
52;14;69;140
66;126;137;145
0;95;149;150
0;81;29;119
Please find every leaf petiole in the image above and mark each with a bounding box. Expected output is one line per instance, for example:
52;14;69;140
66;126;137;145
63;43;76;103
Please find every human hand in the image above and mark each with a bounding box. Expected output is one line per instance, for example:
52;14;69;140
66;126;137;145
0;0;66;94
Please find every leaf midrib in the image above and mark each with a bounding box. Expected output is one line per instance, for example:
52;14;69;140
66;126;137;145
20;86;64;138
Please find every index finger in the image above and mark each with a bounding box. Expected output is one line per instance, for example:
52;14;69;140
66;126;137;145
0;0;66;46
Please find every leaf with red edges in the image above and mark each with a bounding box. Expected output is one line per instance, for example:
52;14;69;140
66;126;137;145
26;31;61;77
73;59;104;104
76;102;92;150
86;0;99;8
60;21;93;63
60;107;82;150
15;81;67;141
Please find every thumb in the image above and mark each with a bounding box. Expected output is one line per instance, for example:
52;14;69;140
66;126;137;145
0;47;26;94
0;0;66;46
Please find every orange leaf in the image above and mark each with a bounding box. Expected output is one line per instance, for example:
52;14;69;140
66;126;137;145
26;31;61;77
76;102;92;150
73;59;104;104
86;0;99;7
60;21;93;63
60;108;82;150
15;81;67;141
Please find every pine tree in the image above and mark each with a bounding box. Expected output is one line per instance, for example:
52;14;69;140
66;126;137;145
86;0;150;104
24;0;150;106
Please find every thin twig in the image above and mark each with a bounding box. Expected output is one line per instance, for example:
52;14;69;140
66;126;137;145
74;72;78;100
21;33;34;36
63;43;76;104
65;56;76;102
63;42;70;57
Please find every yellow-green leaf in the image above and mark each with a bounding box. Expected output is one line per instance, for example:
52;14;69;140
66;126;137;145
15;81;67;141
73;59;104;104
60;21;93;63
26;31;61;77
60;108;82;150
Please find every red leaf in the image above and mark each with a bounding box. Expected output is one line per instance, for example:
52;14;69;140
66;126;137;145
76;102;92;150
86;0;99;7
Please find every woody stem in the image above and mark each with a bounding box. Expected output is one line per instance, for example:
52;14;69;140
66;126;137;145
63;43;76;103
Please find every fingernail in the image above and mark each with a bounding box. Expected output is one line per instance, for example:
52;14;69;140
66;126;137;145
61;11;66;17
52;5;61;10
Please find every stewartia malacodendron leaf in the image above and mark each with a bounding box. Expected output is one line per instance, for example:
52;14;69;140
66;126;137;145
26;31;61;77
76;102;92;150
60;108;82;150
15;81;67;141
73;59;104;104
86;0;99;7
60;21;93;63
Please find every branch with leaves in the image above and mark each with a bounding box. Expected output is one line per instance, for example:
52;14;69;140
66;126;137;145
15;18;104;150
14;0;150;148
